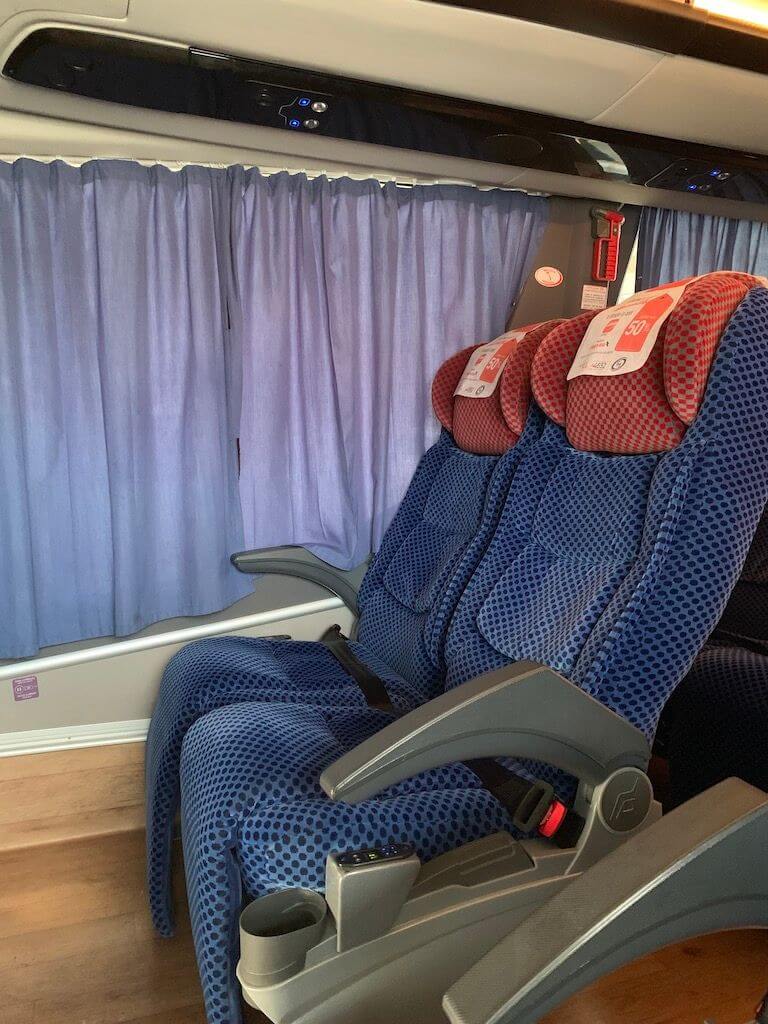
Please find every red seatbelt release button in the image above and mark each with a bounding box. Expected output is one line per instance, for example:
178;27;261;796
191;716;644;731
538;799;568;838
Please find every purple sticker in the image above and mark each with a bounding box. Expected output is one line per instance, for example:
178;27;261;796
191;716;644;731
12;675;39;701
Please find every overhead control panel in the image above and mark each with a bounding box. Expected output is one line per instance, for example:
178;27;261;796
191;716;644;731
6;27;768;206
190;48;333;136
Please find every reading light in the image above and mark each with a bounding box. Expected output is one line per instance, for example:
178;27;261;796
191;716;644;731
690;0;768;32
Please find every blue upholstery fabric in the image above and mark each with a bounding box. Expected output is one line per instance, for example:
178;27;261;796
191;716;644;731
176;287;768;1024
146;414;541;934
180;702;512;1024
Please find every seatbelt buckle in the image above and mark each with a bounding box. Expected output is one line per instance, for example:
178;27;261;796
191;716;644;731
320;623;346;644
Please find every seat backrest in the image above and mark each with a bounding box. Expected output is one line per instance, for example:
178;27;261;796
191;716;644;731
356;321;560;700
443;273;768;742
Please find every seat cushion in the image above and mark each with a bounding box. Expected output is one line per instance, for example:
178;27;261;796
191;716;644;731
145;632;425;935
183;700;512;891
179;700;514;1024
145;418;529;938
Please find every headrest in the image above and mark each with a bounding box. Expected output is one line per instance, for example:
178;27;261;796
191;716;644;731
531;272;765;454
432;321;561;455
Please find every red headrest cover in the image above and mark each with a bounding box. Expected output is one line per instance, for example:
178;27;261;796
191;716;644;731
531;273;763;454
432;321;561;455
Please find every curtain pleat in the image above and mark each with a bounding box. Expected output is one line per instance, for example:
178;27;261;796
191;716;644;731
233;172;548;568
0;161;548;657
0;160;249;658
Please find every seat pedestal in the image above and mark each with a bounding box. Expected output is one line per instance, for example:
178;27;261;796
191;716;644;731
238;780;661;1024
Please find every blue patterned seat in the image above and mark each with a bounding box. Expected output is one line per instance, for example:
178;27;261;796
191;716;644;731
145;321;560;934
175;276;768;1024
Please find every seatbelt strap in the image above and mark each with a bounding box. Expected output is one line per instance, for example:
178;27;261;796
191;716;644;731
464;758;555;832
321;625;396;714
464;758;583;843
320;625;583;842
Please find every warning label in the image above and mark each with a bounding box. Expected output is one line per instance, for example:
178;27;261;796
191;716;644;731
12;675;39;701
581;284;609;311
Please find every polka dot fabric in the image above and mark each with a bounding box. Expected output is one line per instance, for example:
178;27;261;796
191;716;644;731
145;351;551;935
711;508;768;646
530;312;597;426
574;288;768;738
146;431;509;936
146;633;429;936
712;579;768;647
662;468;768;807
179;701;513;1024
569;338;688;453
474;446;655;673
431;345;487;430
663;273;762;423
544;272;764;455
175;288;768;1024
499;321;562;435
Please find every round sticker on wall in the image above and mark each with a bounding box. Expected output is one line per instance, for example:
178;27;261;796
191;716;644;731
534;266;564;288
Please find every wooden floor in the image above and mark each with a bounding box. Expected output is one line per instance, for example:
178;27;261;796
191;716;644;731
1;742;766;1024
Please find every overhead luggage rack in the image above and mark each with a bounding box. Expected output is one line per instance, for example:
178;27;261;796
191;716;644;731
7;27;768;206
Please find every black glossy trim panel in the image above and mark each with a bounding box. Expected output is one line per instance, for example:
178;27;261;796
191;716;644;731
5;28;768;205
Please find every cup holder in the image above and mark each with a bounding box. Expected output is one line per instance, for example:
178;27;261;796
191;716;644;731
239;888;329;987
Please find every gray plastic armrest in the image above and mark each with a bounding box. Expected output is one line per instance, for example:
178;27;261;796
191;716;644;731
320;662;649;803
230;546;368;618
444;777;768;1024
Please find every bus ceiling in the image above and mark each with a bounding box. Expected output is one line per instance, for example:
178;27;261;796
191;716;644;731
1;1;768;219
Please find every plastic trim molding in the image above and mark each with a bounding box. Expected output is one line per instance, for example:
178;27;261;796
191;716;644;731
0;596;344;681
0;717;151;757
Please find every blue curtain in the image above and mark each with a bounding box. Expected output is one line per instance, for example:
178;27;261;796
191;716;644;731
234;172;548;568
638;206;768;289
0;161;546;657
0;160;249;658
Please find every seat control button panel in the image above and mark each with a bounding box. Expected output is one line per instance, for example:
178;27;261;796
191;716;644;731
335;843;415;868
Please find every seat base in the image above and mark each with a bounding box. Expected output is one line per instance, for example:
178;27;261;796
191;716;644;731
240;835;572;1024
239;785;662;1024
